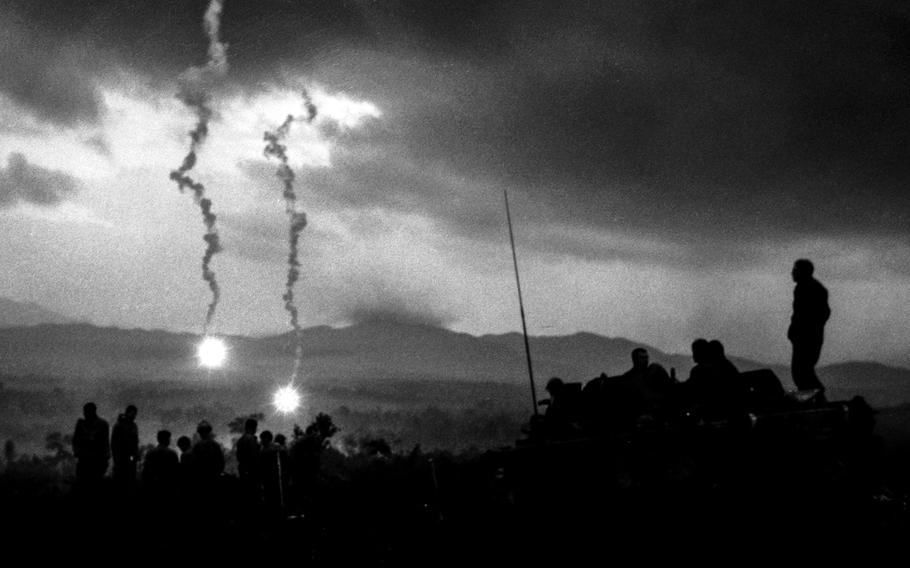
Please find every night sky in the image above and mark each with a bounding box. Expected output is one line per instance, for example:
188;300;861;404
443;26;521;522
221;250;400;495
1;0;909;367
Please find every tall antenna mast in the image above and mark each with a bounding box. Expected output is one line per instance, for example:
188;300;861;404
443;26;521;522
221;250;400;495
504;190;539;416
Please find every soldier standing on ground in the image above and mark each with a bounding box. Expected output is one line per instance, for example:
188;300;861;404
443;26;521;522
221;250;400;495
259;430;281;513
111;404;140;487
143;429;179;513
143;430;179;493
189;420;225;527
72;402;110;491
236;418;261;513
236;418;260;483
191;420;225;482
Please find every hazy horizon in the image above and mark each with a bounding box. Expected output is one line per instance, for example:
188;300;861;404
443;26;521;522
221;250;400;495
4;295;910;371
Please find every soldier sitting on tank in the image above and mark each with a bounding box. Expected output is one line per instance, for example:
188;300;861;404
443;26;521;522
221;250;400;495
581;371;642;435
683;339;720;418
537;377;584;440
581;372;612;433
618;348;677;424
683;339;746;421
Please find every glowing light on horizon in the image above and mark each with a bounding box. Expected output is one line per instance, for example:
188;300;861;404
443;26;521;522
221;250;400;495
273;384;301;414
197;336;227;368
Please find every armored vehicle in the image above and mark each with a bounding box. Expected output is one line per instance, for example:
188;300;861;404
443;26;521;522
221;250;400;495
484;369;882;545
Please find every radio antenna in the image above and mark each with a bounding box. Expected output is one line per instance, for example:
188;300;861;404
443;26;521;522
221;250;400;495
504;190;539;416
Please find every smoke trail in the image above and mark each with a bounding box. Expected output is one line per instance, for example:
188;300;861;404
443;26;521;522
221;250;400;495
169;0;229;334
263;91;318;379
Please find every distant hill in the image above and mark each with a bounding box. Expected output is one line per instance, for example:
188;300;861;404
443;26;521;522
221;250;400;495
819;362;910;409
0;323;256;382
0;319;907;407
0;298;74;327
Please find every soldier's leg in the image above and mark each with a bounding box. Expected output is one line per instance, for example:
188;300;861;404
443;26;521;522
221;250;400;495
791;338;824;392
804;335;825;394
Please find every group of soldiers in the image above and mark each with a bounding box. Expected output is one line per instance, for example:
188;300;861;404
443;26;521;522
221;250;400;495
537;341;751;439
236;417;292;515
71;403;287;509
72;403;145;490
72;403;224;490
534;258;833;440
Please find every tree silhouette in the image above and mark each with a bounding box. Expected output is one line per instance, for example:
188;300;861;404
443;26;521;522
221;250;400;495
45;431;72;460
302;412;339;447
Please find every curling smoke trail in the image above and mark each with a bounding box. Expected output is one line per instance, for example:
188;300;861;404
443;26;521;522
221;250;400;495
169;0;229;334
263;91;318;380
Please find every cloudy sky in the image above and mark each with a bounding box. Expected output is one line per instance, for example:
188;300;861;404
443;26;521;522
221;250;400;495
1;0;909;367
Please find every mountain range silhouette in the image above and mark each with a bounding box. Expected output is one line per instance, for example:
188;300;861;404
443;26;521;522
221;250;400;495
0;316;907;409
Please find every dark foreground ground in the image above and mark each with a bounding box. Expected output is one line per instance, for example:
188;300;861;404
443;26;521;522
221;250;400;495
4;418;909;564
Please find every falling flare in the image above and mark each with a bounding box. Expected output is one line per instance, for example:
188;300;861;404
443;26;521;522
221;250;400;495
273;384;301;414
263;91;318;380
197;336;228;368
170;0;229;335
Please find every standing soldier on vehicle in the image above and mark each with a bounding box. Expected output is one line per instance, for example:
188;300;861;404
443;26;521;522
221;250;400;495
788;259;831;401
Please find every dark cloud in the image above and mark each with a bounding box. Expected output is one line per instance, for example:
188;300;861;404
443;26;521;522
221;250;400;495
363;3;909;244
0;153;80;208
0;0;369;91
338;288;457;329
208;0;910;262
16;0;510;81
373;1;910;243
12;1;908;252
0;10;104;126
344;304;453;329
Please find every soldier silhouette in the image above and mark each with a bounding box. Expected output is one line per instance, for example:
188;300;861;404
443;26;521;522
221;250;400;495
620;348;675;421
111;404;139;490
236;418;261;515
142;429;179;511
191;420;224;482
788;259;830;400
259;430;282;514
686;340;746;419
72;402;110;492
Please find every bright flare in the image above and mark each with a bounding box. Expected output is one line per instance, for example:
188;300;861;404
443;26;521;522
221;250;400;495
273;384;301;414
197;336;227;368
